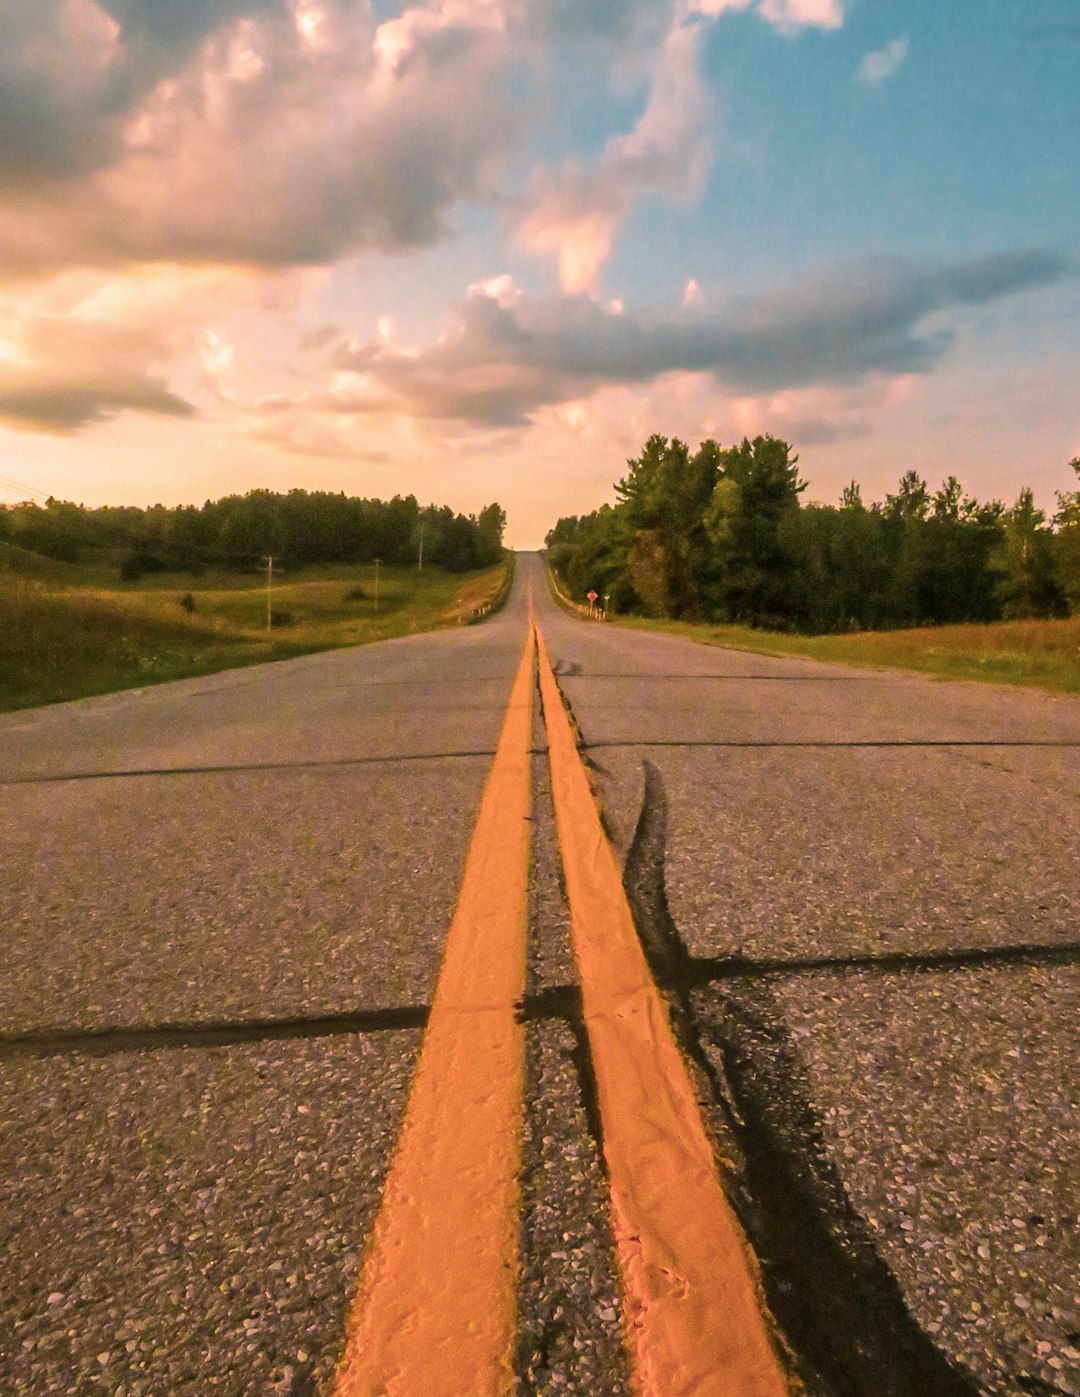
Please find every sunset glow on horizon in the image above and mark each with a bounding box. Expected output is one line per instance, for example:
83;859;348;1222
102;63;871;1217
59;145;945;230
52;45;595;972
0;0;1077;546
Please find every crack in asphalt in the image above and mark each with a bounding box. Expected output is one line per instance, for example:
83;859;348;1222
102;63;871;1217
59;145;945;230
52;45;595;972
688;941;1080;982
560;673;877;682
0;987;591;1061
7;941;1072;1063
584;739;1080;751
620;756;984;1397
10;736;1059;790
0;1006;432;1060
184;674;521;699
0;748;535;787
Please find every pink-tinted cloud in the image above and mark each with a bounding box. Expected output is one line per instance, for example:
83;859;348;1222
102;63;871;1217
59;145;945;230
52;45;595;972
0;0;520;275
512;0;845;295
689;0;843;33
0;308;193;431
514;12;711;292
323;250;1071;427
0;265;258;431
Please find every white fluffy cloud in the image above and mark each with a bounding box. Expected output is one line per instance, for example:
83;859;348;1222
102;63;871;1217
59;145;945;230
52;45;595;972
858;36;909;85
0;0;522;274
689;0;843;33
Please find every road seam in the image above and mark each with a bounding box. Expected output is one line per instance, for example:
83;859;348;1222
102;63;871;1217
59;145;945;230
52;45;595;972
535;624;793;1397
333;627;535;1397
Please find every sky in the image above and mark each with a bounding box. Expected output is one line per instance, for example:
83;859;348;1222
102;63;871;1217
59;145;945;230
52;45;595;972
0;0;1077;547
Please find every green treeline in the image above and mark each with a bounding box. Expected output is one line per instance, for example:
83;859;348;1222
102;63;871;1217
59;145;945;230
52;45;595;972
0;490;507;578
547;435;1080;631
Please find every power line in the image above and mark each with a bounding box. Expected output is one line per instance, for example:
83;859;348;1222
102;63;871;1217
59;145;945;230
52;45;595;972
0;470;50;506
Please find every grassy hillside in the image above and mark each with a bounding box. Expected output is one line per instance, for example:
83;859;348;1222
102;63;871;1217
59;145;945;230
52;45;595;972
617;613;1080;694
0;539;80;583
0;555;511;712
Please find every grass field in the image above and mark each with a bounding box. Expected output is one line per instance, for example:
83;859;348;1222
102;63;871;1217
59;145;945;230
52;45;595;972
616;612;1080;694
0;553;511;712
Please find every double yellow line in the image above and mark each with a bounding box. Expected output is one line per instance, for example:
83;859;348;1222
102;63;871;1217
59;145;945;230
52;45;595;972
334;622;790;1396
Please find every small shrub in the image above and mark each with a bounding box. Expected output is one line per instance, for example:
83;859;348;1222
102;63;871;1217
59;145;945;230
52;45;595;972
179;592;196;614
120;550;166;582
346;585;367;600
269;609;294;628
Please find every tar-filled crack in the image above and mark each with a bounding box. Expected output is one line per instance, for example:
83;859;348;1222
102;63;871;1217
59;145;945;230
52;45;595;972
621;758;983;1397
0;748;504;787
0;988;592;1060
584;739;1079;752
558;673;876;683
0;1005;432;1060
687;940;1080;982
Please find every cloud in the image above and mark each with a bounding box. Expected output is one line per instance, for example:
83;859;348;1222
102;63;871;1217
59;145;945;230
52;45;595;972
324;250;1072;428
0;380;192;432
756;0;843;32
0;0;284;193
858;36;909;85
0;0;852;285
522;0;658;43
514;0;847;294
689;0;844;33
0;0;522;274
514;12;711;292
0;265;259;431
723;373;919;446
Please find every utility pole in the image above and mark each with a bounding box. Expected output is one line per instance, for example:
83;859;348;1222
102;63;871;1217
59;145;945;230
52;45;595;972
417;524;424;572
374;558;381;612
265;555;274;630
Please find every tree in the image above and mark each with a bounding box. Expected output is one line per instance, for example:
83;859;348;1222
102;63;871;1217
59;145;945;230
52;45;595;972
615;436;721;618
881;471;931;624
921;479;1003;625
476;503;507;565
993;488;1067;619
704;435;805;626
840;481;863;510
1053;457;1080;613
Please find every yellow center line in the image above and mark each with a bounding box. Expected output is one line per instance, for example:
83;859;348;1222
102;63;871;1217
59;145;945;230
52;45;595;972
535;624;792;1397
334;626;535;1397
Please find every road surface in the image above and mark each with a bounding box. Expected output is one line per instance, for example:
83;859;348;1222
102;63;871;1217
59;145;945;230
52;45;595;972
1;552;1077;1395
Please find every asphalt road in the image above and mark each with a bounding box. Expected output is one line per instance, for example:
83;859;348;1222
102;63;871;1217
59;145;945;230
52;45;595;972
1;551;1078;1395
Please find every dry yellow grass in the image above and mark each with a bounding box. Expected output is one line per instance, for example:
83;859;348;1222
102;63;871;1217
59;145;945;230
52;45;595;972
618;614;1080;694
1;557;511;711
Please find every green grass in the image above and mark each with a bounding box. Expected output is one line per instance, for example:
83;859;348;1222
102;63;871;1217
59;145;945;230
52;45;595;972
613;613;1080;694
0;539;80;583
0;556;511;712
